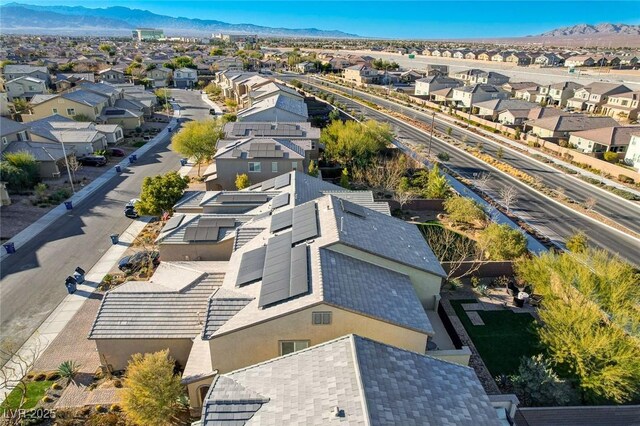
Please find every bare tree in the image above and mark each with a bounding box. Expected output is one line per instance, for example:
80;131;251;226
0;339;43;424
584;196;597;212
474;172;492;193
393;189;415;210
67;155;82;183
499;185;518;213
555;186;566;200
421;226;486;282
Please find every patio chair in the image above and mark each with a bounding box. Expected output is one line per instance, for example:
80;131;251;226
513;297;525;308
507;282;519;297
529;294;544;307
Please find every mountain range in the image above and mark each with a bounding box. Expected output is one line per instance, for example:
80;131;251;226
0;3;359;38
538;23;640;37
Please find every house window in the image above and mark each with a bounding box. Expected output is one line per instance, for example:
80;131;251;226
17;131;28;141
52;108;58;114
271;162;278;173
67;108;76;116
291;162;298;171
248;162;261;172
2;137;7;146
279;340;309;356
312;312;332;325
116;130;123;139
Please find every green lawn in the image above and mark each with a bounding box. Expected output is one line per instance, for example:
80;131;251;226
0;380;54;412
450;299;541;377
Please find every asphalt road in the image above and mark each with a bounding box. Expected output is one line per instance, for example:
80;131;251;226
0;89;208;351
287;77;640;266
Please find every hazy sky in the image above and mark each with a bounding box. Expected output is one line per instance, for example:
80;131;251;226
4;1;640;38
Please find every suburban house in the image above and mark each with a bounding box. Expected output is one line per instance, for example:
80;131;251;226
414;75;462;98
452;84;509;108
206;137;312;190
343;65;379;85
451;68;484;84
54;73;95;91
502;82;538;95
237;94;308;122
548;81;583;107
566;83;632;113
506;53;533;66
5;76;47;101
247;81;304;107
147;66;173;88
498;106;564;126
197;335;502;426
26;115;109;155
624;133;640;171
0;116;30;151
173;67;198;88
2;64;50;85
295;61;316;73
26;90;109;122
534;53;563;66
565;55;595;67
569;126;638;154
472;99;539;121
0;92;12;117
527;115;619;139
600;91;640;122
97;68;128;84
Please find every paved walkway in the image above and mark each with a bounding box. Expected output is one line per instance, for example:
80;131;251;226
201;93;223;114
0;218;149;403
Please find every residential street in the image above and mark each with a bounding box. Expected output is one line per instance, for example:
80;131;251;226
289;78;640;266
0;89;208;352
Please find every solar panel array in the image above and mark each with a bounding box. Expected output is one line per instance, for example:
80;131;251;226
163;214;184;233
271;193;290;210
104;109;126;116
229;123;304;138
235;246;267;286
270;209;293;233
258;232;309;308
182;217;237;242
291;202;318;244
340;199;366;218
274;173;291;189
248;142;284;158
216;194;269;204
261;178;276;190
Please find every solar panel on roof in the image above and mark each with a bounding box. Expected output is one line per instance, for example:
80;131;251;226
291;202;318;244
199;217;236;228
271;193;290;210
163;214;184;232
216;194;268;204
270;209;293;233
273;173;291;189
261;178;276;190
235;246;267;286
259;232;292;308
104;109;125;116
183;226;198;241
341;199;366;218
289;244;309;298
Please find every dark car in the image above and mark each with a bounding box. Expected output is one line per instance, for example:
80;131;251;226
108;148;126;157
118;251;160;273
124;205;139;218
79;155;107;166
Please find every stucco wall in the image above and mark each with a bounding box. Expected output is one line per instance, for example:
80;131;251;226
209;304;429;374
159;239;234;262
95;338;194;372
27;98;101;122
215;158;304;190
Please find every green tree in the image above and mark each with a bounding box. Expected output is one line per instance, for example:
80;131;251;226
496;147;504;159
210;47;224;56
171;119;224;176
478;223;527;260
121;350;185;426
425;163;450;199
71;114;92;122
222;113;237;123
603;151;618;162
136;172;189;216
340;168;350;188
516;250;640;403
12;98;30;114
566;231;588;253
172;56;195;69
204;82;222;97
446;127;453;136
510;355;579;407
224;98;238;112
235;173;251;190
1;151;39;191
58;62;75;72
308;160;319;177
328;108;340;122
443;196;486;226
321;120;392;168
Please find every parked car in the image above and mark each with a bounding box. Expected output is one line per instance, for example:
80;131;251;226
108;148;126;157
79;155;107;166
118;250;160;273
124;205;139;218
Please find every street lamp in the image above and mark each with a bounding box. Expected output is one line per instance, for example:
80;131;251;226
60;140;75;194
428;111;436;158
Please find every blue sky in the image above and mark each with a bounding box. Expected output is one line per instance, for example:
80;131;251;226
5;1;640;38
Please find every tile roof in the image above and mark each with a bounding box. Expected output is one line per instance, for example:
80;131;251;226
0;117;27;137
223;121;320;140
237;94;308;120
320;249;433;334
571;126;639;146
528;115;619;132
202;289;254;339
201;335;499;425
62;89;109;107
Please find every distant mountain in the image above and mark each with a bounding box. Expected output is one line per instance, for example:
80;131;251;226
0;3;360;38
537;23;640;37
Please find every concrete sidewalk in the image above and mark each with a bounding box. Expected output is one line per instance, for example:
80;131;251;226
0;107;179;263
201;93;223;115
0;217;150;403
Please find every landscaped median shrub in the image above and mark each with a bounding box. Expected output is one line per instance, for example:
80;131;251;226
603;151;619;162
618;174;635;184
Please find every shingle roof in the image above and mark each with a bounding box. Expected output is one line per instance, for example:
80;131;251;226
62;89;108;107
0;117;27;137
320;249;433;334
202;335;499;425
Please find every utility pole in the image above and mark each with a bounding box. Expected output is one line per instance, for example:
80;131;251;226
60;141;75;194
428;111;436;158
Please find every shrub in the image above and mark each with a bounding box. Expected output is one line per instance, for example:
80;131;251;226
41;395;53;403
113;378;123;388
566;232;588;253
58;360;80;384
527;140;540;148
603;151;618;162
558;139;569;148
95;405;106;413
110;404;121;412
443;196;486;226
33;373;47;381
51;383;63;390
1;151;39;191
478;223;527;260
235;173;251;190
45;371;60;381
510;355;579;407
618;174;634;184
437;152;450;161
